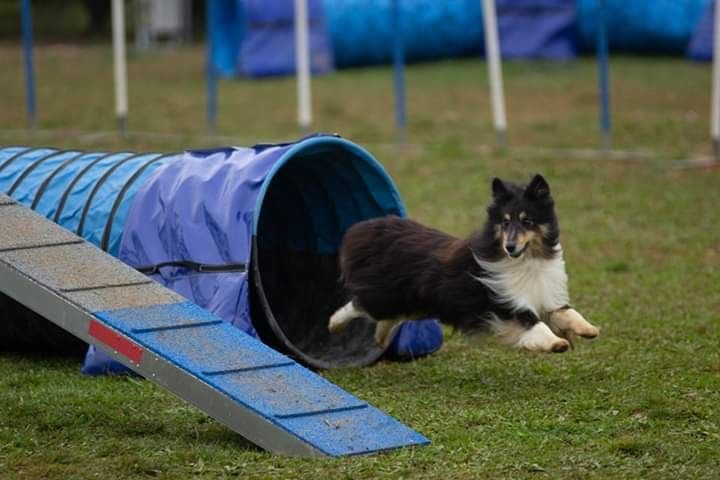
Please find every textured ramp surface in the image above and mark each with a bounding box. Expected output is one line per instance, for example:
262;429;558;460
0;204;80;251
96;302;428;456
0;193;429;457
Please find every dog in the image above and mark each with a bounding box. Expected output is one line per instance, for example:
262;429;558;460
328;174;599;353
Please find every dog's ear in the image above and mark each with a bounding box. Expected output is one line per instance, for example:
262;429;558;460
491;177;509;199
525;174;550;199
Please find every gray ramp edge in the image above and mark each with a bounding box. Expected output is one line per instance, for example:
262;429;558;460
0;194;429;457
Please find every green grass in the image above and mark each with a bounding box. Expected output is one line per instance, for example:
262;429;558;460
1;45;719;479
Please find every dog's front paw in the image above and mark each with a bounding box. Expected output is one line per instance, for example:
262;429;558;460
517;322;570;354
550;308;599;340
550;338;571;353
576;323;599;339
555;329;576;349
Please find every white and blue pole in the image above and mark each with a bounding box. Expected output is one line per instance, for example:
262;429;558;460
392;0;407;143
597;0;611;152
111;0;128;134
711;0;720;158
482;0;508;147
295;0;312;133
21;0;36;129
206;0;218;132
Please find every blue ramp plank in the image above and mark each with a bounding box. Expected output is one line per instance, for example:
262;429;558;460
279;405;429;457
94;301;429;456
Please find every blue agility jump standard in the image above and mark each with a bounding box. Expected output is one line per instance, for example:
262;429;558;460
21;0;36;128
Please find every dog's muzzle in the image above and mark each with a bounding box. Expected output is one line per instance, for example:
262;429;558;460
505;243;527;258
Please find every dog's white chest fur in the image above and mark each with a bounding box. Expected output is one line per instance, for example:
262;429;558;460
473;248;569;316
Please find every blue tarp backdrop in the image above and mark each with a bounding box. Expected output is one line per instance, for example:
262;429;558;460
576;0;709;54
0;136;443;374
496;0;577;60
239;0;333;77
210;0;581;76
688;1;715;61
209;0;714;76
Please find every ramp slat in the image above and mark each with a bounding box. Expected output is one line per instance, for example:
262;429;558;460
0;242;150;291
0;193;430;457
278;405;429;457
96;303;368;418
96;305;294;372
0;204;78;250
63;282;186;311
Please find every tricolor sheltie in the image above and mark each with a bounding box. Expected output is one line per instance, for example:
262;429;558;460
328;174;599;353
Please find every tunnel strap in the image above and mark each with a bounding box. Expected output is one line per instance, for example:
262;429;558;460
136;261;247;275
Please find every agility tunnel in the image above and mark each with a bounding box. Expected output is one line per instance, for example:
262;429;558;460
210;0;579;76
576;0;709;54
0;135;442;372
211;0;714;77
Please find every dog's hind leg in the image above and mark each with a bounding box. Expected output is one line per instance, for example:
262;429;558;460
374;320;404;349
548;308;599;339
329;300;368;334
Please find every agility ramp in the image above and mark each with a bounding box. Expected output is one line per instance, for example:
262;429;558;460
0;194;428;457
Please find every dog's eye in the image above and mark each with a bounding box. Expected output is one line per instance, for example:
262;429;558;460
501;219;511;228
522;218;534;227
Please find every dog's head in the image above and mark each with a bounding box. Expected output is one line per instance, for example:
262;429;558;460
487;174;559;259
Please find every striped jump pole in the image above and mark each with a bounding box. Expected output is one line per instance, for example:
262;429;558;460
711;0;720;158
111;0;128;134
295;0;312;133
481;0;508;148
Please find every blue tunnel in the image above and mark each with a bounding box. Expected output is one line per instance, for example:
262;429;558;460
210;0;712;78
0;135;443;372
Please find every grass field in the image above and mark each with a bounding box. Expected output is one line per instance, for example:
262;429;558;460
1;45;719;479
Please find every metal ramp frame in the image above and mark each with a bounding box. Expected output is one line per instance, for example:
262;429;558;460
0;194;429;457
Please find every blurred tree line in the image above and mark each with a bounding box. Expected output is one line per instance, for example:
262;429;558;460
0;0;206;41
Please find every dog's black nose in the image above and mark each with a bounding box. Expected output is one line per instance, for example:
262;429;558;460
505;243;517;253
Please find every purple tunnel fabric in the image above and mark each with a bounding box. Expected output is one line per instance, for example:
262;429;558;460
82;135;442;374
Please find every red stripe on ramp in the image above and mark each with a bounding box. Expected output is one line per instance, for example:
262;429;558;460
88;319;143;364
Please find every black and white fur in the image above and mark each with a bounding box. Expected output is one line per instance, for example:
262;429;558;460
328;174;599;353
